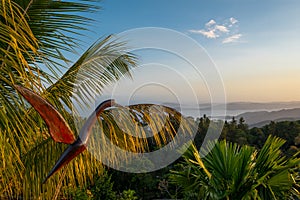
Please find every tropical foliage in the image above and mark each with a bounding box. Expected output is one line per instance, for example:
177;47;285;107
1;1;299;199
0;0;138;198
0;1;193;198
170;135;300;199
195;116;300;156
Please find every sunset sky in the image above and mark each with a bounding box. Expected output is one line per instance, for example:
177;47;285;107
74;0;300;104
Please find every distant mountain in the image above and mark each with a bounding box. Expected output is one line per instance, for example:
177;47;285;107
162;101;300;111
161;102;300;126
201;101;300;111
237;108;300;127
250;117;300;128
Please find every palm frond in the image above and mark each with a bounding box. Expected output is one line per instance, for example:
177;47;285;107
14;35;138;198
17;0;100;74
20;103;193;199
45;35;137;111
170;136;300;199
0;0;119;198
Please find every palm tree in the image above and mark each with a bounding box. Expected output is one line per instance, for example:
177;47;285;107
0;0;138;198
170;136;300;199
0;1;193;198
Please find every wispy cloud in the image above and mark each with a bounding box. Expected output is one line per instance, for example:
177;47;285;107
230;17;238;25
206;19;216;27
222;34;242;43
189;17;242;44
215;25;229;33
189;29;219;38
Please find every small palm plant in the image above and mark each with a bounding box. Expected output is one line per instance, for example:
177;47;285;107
170;136;300;199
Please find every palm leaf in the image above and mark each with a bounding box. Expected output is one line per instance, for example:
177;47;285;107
46;35;137;111
17;36;138;199
170;136;300;199
17;0;100;74
0;0;136;198
21;103;193;199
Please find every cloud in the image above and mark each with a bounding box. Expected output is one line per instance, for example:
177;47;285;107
189;29;219;38
222;34;242;43
230;17;238;25
206;19;216;27
189;17;242;44
215;25;229;33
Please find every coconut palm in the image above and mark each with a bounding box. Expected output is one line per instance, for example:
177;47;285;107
170;136;300;199
0;0;138;199
0;1;194;198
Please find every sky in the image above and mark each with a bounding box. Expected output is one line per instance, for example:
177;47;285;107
73;0;300;104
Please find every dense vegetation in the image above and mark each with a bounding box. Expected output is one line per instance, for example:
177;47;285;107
197;116;300;156
1;0;299;199
64;118;300;199
171;136;299;199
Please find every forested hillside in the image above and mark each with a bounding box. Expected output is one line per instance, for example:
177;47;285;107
65;117;300;199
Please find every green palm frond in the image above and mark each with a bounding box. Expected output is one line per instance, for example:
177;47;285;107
20;103;193;199
0;0;39;69
1;0;140;198
170;136;300;199
1;0;103;134
14;35;138;200
253;136;300;198
17;0;100;74
46;35;137;111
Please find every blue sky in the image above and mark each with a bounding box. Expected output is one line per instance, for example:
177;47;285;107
74;0;300;103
